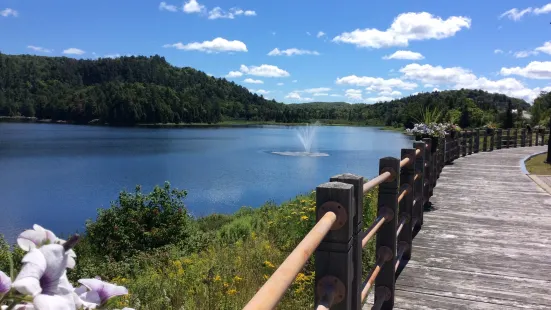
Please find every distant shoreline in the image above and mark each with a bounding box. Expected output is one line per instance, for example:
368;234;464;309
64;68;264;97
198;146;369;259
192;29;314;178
0;116;403;131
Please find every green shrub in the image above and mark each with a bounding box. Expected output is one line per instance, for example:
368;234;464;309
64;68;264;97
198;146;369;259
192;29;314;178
84;182;197;261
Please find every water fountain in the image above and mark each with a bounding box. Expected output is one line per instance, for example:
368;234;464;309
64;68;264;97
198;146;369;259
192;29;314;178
272;122;329;157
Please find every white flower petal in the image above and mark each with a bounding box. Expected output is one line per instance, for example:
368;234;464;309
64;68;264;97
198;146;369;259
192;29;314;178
17;230;46;251
66;256;76;269
34;294;74;310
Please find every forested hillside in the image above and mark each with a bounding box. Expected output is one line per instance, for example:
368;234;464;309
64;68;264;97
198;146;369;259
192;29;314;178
0;53;531;127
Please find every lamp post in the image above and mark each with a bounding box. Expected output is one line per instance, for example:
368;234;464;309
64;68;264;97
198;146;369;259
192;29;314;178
547;117;551;163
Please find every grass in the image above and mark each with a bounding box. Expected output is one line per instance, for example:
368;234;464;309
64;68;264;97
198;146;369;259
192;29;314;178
525;153;551;175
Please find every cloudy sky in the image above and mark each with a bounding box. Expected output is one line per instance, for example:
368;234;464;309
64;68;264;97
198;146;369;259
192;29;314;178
2;0;551;103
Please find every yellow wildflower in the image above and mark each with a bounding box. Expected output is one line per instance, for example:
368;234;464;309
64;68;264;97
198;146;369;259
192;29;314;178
300;215;309;221
233;275;243;282
263;260;275;269
227;289;238;295
295;273;307;282
223;282;229;288
263;274;269;280
214;275;221;282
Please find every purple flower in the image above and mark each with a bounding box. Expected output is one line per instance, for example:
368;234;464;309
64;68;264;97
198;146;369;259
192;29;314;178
77;278;129;306
17;225;77;269
0;270;11;296
11;244;77;310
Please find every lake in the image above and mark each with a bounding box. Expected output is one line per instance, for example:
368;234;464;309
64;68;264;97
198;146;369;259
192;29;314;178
0;122;411;242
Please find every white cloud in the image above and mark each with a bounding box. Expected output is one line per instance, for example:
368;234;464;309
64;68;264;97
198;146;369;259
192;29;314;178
535;41;551;55
378;90;402;97
240;64;290;77
63;48;85;55
336;75;417;92
329;94;341;97
208;7;233;19
226;71;243;78
534;3;551;15
244;78;264;84
27;46;53;53
313;93;329;96
301;87;331;93
333;12;471;48
500;7;532;21
163;37;247;53
423;84;437;88
500;61;551;79
159;2;178;12
494;49;504;54
306;32;311;36
345;89;364;101
514;50;539;58
432;88;440;92
0;8;17;17
364;96;394;104
400;62;548;102
317;31;326;38
285;92;313;101
500;3;551;21
277;82;284;86
208;7;255;19
267;48;320;56
382;50;424;60
183;0;204;13
292;80;298;83
250;89;270;95
104;54;121;58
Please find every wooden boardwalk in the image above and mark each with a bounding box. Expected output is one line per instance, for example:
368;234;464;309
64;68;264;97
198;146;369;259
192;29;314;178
371;146;551;309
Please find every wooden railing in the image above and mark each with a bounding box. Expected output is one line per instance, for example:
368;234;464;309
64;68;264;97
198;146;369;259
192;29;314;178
244;128;546;310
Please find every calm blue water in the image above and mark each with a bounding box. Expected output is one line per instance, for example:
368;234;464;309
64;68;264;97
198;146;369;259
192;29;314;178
0;123;411;242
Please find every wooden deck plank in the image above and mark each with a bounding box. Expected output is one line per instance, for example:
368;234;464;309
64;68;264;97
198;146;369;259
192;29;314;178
363;146;551;309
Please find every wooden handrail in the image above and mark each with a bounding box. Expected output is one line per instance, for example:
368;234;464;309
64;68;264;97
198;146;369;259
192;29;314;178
245;128;540;309
362;215;386;248
243;211;337;310
363;171;392;193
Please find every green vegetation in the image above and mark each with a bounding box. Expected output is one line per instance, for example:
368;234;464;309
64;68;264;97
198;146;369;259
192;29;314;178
0;53;532;128
525;154;551;175
0;182;378;310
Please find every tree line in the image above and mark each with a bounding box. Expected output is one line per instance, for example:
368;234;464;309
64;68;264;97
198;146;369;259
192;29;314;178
0;53;534;128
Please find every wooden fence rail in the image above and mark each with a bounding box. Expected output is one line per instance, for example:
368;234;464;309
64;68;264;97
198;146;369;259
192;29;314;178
244;128;548;310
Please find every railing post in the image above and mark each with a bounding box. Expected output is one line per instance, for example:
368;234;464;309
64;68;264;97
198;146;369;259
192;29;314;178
461;132;467;157
497;129;503;149
413;142;425;231
543;131;547;146
374;157;400;310
474;129;480;153
536;130;540;146
399;149;415;261
506;129;511;148
468;131;473;155
422;138;431;224
521;129;526;147
490;130;495;151
529;130;533;146
514;129;518;148
483;129;488;152
329;174;363;310
315;182;355;310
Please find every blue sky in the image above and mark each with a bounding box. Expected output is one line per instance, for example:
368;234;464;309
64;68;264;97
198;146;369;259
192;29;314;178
1;0;551;103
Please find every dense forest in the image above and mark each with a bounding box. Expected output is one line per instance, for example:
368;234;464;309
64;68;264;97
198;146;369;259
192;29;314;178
0;53;534;128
